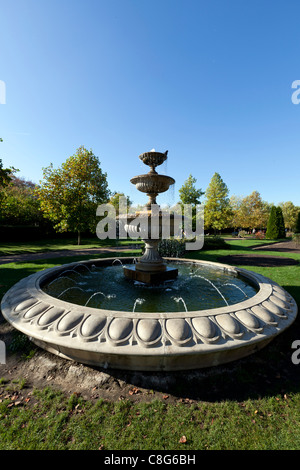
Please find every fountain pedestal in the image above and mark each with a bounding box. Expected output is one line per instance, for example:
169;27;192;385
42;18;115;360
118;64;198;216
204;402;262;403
123;239;178;283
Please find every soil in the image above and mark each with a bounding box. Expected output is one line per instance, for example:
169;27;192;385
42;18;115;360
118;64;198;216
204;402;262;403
0;240;299;405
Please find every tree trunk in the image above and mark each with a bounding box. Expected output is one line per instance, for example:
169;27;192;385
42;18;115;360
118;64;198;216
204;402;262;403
78;230;81;245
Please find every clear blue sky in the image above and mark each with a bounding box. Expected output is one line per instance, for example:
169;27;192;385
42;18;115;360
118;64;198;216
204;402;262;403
1;0;300;207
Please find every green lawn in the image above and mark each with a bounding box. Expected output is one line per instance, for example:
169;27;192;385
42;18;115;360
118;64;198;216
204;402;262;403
0;238;299;450
0;237;142;256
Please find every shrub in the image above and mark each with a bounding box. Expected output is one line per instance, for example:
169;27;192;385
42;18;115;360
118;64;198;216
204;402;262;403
238;230;247;238
203;236;228;250
255;231;265;239
158;238;186;257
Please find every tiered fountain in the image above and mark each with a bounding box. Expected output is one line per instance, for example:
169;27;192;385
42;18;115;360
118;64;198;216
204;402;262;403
121;150;179;284
0;150;298;371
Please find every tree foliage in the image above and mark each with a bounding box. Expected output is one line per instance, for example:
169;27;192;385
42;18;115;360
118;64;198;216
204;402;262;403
109;192;132;215
294;211;300;234
204;173;232;233
0;138;18;201
178;174;204;231
230;191;270;230
266;206;286;239
178;174;204;206
0;176;43;225
36;146;110;244
278;201;300;231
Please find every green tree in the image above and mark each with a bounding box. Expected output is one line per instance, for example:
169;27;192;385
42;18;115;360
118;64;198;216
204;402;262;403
294;211;300;234
178;174;204;206
276;206;286;238
109;192;132;215
266;206;286;239
1;176;43;225
0;138;18;200
266;206;277;239
36;146;110;244
204;173;232;233
178;174;204;231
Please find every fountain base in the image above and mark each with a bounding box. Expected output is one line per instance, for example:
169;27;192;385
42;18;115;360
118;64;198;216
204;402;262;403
123;265;178;284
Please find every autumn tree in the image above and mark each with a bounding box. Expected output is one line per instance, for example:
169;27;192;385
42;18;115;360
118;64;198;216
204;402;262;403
36;146;110;244
204;173;232;233
278;201;300;231
230;195;243;229
230;191;270;231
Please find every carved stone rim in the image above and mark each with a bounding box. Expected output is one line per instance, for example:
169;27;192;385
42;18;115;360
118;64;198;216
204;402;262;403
0;257;298;371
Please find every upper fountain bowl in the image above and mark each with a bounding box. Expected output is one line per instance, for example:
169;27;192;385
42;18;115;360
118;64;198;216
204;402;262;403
139;151;168;172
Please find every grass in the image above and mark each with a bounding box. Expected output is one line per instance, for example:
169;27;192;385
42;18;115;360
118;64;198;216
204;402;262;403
0;237;299;450
0;236;143;256
0;388;300;450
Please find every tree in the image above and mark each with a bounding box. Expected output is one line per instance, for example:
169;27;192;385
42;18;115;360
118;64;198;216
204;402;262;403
266;206;286;239
230;191;271;232
278;201;300;231
178;174;204;231
204;173;232;233
178;174;204;206
0;138;18;200
295;211;300;234
109;192;132;215
230;195;243;229
276;206;286;239
1;176;43;225
36;146;110;244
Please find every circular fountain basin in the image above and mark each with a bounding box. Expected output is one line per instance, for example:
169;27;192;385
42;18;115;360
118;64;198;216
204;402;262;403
0;257;297;371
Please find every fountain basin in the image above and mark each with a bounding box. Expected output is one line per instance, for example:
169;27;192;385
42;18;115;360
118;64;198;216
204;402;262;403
0;257;297;371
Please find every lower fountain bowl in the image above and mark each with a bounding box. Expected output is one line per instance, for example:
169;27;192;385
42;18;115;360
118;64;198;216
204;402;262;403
0;257;298;371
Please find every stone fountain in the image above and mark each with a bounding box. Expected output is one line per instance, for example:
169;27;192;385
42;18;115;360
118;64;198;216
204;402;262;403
0;150;298;371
